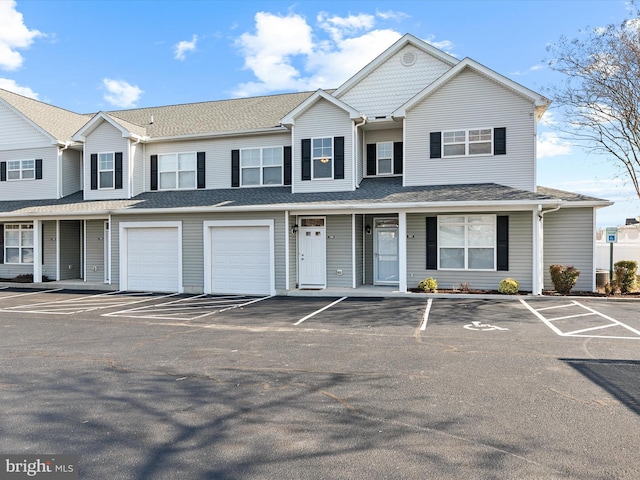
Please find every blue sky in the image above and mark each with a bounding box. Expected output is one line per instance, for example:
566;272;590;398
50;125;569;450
1;0;638;227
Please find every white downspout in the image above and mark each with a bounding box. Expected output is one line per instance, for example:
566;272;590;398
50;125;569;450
353;116;367;190
534;203;562;294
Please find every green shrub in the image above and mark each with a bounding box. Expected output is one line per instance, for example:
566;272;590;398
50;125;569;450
549;264;580;294
498;278;519;294
418;277;438;293
613;260;638;293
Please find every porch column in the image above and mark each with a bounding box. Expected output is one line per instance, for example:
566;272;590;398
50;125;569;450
398;211;407;293
532;206;543;295
33;220;42;283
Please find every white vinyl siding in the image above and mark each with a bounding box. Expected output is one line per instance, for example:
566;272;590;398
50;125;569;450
131;140;145;196
42;221;57;280
293;99;353;193
404;69;535;191
85;220;106;282
0;101;51;150
338;45;452;117
543;207;595;292
58;221;81;280
61;148;82;197
144;132;290;191
0;147;57;200
406;211;534;292
326;215;353;288
83;121;129;200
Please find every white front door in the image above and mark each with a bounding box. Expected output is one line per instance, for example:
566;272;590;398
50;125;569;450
374;218;399;284
298;217;326;288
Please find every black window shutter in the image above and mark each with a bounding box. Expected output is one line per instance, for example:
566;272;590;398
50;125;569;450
283;146;292;186
114;152;123;189
301;139;311;181
366;144;376;176
426;217;438;270
0;162;6;182
35;159;43;180
494;127;506;155
497;215;509;271
0;224;4;264
90;154;98;190
430;132;442;159
334;136;344;180
197;152;206;189
393;142;403;174
150;155;158;190
231;150;240;187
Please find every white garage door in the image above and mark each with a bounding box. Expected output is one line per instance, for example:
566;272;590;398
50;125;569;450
126;227;179;292
210;226;271;295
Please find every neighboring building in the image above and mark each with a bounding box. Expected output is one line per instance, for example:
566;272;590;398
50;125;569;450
0;34;611;295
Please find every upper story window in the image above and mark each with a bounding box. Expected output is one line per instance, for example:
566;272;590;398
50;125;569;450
443;129;492;157
312;137;333;179
98;153;114;189
158;152;196;190
5;223;33;264
438;215;496;270
241;147;283;186
377;142;393;175
7;160;35;180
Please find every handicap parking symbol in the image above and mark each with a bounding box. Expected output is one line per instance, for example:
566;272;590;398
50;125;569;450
464;321;509;331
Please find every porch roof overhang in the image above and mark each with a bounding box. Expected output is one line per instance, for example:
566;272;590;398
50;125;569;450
0;178;610;219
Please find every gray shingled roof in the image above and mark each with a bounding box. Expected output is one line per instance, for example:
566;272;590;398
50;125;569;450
0;178;606;217
536;186;608;203
106;91;321;138
0;88;92;142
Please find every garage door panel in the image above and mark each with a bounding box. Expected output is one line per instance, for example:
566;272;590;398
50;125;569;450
210;226;271;295
126;227;179;292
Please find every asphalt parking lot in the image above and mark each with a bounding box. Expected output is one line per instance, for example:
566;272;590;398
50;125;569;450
0;287;638;479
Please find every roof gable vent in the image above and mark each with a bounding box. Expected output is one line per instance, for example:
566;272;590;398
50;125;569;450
401;50;417;67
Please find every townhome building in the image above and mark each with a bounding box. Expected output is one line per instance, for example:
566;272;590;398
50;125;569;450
0;34;611;295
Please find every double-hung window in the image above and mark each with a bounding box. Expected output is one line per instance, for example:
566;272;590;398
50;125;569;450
312;137;333;179
240;147;283;186
438;215;496;270
5;224;34;264
442;129;492;157
158;152;196;189
7;160;35;180
98;153;114;189
377;142;393;175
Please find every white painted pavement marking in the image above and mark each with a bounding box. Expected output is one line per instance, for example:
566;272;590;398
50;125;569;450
1;291;178;315
0;288;63;301
293;297;347;326
520;298;640;340
103;294;270;321
420;298;433;331
464;321;509;331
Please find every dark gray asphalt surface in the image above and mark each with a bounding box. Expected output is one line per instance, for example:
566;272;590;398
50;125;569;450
0;288;638;479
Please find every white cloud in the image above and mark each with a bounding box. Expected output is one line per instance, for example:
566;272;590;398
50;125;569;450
0;0;42;70
232;10;447;97
102;78;143;108
174;34;198;61
0;77;38;98
537;132;572;158
538;111;558;127
376;10;410;21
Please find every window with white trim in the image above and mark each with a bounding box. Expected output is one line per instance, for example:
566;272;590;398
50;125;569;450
158;152;196;190
312;137;333;179
7;160;35;180
377;142;393;175
443;129;492;157
438;215;496;270
98;152;114;189
5;224;34;264
240;147;283;186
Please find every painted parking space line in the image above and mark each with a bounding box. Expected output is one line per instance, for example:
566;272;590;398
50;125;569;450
520;299;640;340
293;297;347;325
103;294;270;321
420;298;433;331
0;291;177;315
0;288;63;301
